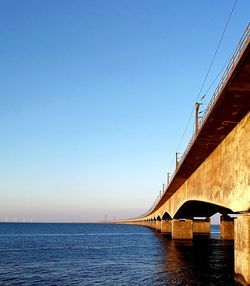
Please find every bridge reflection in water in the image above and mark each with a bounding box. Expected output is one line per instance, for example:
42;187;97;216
154;228;235;285
119;23;250;286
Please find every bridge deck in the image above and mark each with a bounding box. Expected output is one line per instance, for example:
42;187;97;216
151;28;250;214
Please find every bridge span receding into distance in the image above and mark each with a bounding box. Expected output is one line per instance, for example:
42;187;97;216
118;23;250;286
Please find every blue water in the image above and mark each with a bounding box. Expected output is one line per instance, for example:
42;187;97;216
0;223;236;285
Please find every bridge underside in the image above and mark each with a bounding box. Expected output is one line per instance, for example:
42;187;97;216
140;110;250;222
156;43;250;208
173;200;234;219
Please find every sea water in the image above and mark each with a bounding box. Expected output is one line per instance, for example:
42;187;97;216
0;223;236;285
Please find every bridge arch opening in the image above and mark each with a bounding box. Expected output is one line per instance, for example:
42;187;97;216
162;212;171;220
173;200;235;219
156;216;161;221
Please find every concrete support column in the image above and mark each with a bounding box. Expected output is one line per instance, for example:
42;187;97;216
234;214;250;286
172;219;193;239
161;220;172;234
221;215;234;240
193;218;210;235
156;220;162;231
151;221;156;229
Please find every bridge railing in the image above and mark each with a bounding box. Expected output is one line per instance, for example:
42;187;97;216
142;22;250;219
200;22;250;127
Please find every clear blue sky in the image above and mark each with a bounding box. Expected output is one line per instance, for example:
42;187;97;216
0;0;249;222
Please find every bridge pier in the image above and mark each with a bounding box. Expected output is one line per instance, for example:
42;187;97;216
151;220;156;229
193;218;210;235
235;214;250;286
220;215;234;240
156;220;161;231
172;219;193;239
161;220;172;234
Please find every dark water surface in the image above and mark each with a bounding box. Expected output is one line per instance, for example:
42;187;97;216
0;223;236;285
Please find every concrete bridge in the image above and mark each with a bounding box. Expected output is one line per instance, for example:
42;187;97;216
120;23;250;285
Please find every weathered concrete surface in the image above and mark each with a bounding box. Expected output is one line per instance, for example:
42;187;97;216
172;219;193;239
140;111;250;222
156;221;161;231
235;214;250;286
221;216;234;240
151;221;156;230
140;39;250;213
147;221;153;228
161;220;172;234
193;219;210;234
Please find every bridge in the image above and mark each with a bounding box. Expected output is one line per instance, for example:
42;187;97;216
120;23;250;286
